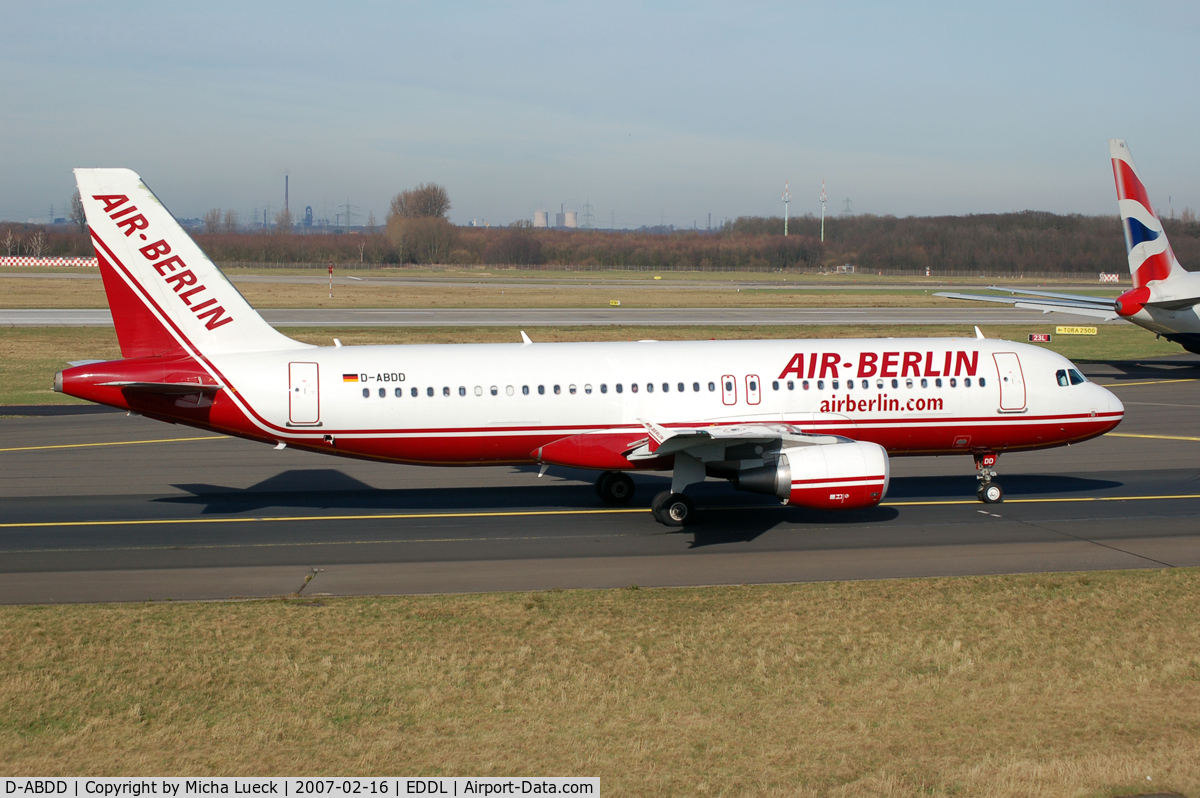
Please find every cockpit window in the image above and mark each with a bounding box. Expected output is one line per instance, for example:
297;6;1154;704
1068;368;1086;385
1056;369;1069;387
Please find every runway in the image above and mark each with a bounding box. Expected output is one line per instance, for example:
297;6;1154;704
0;307;1122;327
2;357;1198;604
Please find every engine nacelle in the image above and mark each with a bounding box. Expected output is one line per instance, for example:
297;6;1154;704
1114;286;1150;317
735;441;889;511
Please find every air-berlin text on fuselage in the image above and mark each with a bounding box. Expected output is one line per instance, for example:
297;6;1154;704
92;194;234;330
778;350;980;380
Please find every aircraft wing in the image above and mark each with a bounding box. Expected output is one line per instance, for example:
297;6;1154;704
935;288;1120;321
626;420;842;460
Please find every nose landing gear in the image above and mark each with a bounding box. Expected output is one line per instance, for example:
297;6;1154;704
974;449;1003;503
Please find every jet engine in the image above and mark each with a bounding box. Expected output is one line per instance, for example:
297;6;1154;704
734;440;889;511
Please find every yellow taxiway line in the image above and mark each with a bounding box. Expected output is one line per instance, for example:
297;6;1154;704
1;493;1197;530
0;435;227;453
1099;378;1199;387
1106;432;1200;442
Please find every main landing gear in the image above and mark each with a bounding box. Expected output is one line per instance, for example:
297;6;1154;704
595;471;636;505
974;449;1003;503
651;491;695;527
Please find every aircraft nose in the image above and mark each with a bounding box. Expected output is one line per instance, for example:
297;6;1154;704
1100;383;1124;419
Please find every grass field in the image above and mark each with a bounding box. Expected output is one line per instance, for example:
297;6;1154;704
2;570;1198;795
0;323;1183;407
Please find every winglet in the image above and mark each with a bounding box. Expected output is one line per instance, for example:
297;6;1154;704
974;326;985;339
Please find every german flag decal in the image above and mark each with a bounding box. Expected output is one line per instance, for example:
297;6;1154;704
342;373;359;383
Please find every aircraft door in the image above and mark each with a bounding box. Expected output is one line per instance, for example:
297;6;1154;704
289;361;321;424
993;352;1026;412
746;374;761;405
721;374;737;406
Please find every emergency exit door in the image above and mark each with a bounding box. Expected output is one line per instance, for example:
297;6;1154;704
289;362;321;424
993;352;1026;412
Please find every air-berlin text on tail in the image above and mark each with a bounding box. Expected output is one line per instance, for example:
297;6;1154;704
92;194;234;331
778;350;980;380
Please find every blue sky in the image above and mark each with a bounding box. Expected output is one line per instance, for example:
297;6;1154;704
2;1;1199;226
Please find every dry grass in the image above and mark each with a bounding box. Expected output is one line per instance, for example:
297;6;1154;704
0;324;1182;408
0;276;979;309
2;570;1198;795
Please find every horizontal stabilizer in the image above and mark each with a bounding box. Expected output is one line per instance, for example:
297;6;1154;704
98;381;223;395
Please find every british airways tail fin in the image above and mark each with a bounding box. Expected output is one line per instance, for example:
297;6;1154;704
1109;140;1187;289
75;168;309;359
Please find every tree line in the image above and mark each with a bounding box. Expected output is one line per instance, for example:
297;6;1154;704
7;185;1200;275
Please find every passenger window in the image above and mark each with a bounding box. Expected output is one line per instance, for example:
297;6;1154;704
979;377;986;387
474;386;482;396
490;386;498;396
412;387;419;397
1069;369;1086;385
693;382;700;392
395;387;403;397
554;385;561;395
802;380;810;390
832;380;839;390
426;387;434;397
522;385;530;395
891;379;899;389
538;385;545;395
442;386;450;396
935;378;942;388
846;379;853;390
920;378;928;388
646;383;653;393
458;386;466;396
876;379;884;389
678;382;685;392
631;383;639;393
600;384;608;394
379;387;386;398
662;383;669;392
616;384;623;393
817;380;825;390
362;388;369;398
724;380;733;392
749;379;758;391
569;384;577;394
772;380;779;391
949;378;957;388
584;384;592;394
506;385;515;396
905;379;913;389
964;378;972;387
708;382;716;392
787;380;794;390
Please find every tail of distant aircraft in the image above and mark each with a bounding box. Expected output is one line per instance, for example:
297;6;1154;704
75;168;308;359
1109;139;1188;289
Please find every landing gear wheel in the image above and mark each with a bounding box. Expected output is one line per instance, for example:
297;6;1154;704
655;493;695;528
978;483;1003;504
650;490;671;522
596;471;635;505
594;471;616;499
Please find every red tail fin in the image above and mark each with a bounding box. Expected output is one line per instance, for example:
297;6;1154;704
94;237;185;359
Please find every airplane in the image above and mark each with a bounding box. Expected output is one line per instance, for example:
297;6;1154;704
938;139;1200;354
54;168;1125;525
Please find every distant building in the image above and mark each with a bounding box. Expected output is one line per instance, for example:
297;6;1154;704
533;211;549;228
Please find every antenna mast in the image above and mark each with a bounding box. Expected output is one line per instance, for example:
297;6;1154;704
819;179;827;243
782;180;791;236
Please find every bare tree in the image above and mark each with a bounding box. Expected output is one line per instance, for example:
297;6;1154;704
70;191;87;232
203;209;222;234
223;210;239;233
2;228;16;256
26;231;47;258
367;211;378;233
389;183;451;219
275;208;293;234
